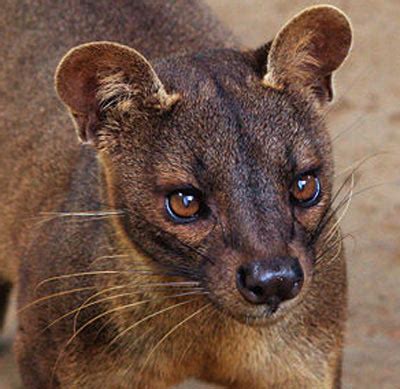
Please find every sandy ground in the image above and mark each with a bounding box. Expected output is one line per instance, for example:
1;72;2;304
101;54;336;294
1;1;399;388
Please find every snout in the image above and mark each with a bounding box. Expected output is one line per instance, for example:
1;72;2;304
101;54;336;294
236;257;304;310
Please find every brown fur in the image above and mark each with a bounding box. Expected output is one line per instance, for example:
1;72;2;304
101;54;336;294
0;1;352;388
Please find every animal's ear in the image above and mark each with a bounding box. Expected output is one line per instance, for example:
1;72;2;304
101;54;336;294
262;5;352;106
55;41;179;144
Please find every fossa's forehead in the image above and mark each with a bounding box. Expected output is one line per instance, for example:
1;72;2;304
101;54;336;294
149;114;318;194
156;49;263;100
148;51;327;178
156;53;312;132
154;90;315;162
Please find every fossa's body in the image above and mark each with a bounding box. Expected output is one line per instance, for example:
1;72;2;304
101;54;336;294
0;1;352;388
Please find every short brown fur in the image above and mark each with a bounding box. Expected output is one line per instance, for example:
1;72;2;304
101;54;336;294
0;1;352;388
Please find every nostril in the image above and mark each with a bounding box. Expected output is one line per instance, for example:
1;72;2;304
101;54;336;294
236;264;272;305
236;265;267;305
249;285;265;297
285;261;304;299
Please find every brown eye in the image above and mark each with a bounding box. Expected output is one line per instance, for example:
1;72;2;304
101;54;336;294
291;173;321;207
165;188;204;223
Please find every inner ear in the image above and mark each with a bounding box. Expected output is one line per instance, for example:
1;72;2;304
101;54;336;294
262;5;352;104
55;41;179;144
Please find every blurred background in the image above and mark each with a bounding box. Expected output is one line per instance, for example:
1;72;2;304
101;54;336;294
1;1;399;388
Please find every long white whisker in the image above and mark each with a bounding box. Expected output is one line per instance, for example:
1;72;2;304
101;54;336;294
325;172;355;242
138;303;211;376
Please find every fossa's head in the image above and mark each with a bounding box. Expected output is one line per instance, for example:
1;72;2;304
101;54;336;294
56;6;352;324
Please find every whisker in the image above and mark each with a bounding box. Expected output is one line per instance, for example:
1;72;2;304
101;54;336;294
315;231;354;266
310;170;355;244
50;293;204;385
36;210;124;219
104;244;206;281
331;114;366;144
324;172;355;242
31;210;124;226
315;229;341;263
22;276;201;315
102;294;207;354
138;303;211;376
72;280;202;332
32;283;203;333
74;291;206;348
90;254;190;279
90;287;204;343
334;151;390;179
42;292;139;334
35;271;125;290
177;306;217;365
35;269;161;290
316;231;344;269
91;254;130;265
320;179;396;242
58;287;205;334
18;286;97;314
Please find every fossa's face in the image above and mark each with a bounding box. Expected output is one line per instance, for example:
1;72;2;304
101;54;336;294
100;49;334;323
56;6;352;324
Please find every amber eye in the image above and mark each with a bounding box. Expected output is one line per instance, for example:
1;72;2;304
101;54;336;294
165;188;204;223
291;173;321;207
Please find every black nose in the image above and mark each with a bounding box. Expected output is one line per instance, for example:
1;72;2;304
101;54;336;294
236;257;304;307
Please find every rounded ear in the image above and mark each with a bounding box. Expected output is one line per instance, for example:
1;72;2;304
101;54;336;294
55;41;179;144
262;5;352;105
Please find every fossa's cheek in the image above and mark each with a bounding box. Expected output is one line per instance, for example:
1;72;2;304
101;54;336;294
203;249;251;312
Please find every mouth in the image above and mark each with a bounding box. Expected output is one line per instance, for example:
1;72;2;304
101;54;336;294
205;290;303;327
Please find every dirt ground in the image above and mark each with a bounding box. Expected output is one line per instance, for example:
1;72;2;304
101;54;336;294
1;1;399;388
